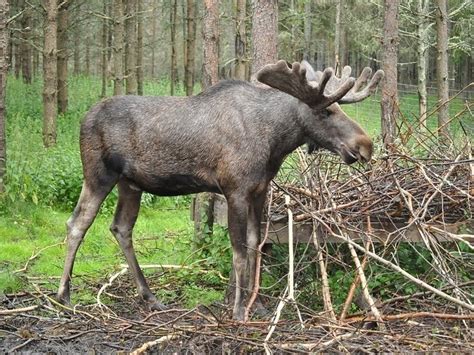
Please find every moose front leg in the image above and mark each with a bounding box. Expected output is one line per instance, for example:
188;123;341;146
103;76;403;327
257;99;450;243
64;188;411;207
227;194;249;321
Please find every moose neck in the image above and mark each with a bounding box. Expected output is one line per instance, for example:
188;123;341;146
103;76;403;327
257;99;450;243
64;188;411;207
262;91;310;170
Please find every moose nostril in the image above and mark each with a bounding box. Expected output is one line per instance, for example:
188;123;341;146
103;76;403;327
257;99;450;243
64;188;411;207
355;137;373;162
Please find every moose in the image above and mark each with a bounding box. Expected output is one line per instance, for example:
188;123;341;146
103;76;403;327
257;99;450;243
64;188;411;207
57;60;383;321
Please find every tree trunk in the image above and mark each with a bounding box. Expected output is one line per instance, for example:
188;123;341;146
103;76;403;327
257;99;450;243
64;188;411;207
151;2;157;78
436;0;449;139
170;0;178;95
251;0;278;80
0;0;9;193
234;0;247;80
42;0;58;148
185;0;196;96
113;0;124;95
32;14;40;78
107;2;113;84
136;0;143;95
380;0;399;147
196;0;219;242
73;15;80;75
125;0;137;95
101;0;108;98
303;0;311;61
57;1;68;113
85;33;90;75
334;0;342;74
417;0;429;128
19;0;32;84
13;40;20;78
202;0;219;88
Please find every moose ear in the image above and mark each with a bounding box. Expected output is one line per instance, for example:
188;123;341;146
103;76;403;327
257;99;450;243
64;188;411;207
301;60;317;82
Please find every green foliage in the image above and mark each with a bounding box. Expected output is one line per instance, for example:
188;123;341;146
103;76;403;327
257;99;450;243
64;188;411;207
3;75;193;211
194;225;233;278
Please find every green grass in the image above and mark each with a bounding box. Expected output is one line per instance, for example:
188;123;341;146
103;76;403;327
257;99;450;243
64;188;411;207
344;91;471;138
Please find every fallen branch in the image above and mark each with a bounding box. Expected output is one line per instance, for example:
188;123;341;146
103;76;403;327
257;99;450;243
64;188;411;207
130;333;183;355
344;311;474;324
14;242;64;274
0;305;38;315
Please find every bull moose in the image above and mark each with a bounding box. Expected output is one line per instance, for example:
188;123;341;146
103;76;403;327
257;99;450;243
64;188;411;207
56;60;383;321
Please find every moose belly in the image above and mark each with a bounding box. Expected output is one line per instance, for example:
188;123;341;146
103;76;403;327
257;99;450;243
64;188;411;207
131;174;220;196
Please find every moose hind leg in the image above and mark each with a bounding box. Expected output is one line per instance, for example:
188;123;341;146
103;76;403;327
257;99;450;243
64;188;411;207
57;178;116;305
227;194;249;321
110;179;166;311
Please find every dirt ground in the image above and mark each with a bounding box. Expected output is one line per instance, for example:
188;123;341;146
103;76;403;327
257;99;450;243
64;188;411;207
1;283;473;354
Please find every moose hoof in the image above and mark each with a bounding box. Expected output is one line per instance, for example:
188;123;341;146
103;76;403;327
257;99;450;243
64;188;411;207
56;292;72;308
233;307;246;322
253;304;271;319
142;295;168;312
148;300;168;312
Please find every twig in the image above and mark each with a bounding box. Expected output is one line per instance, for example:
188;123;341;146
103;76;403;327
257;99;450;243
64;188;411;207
9;338;36;352
130;333;183;355
312;225;336;321
96;266;129;309
344;311;474;324
0;305;38;315
347;241;384;328
14;242;64;274
245;187;274;321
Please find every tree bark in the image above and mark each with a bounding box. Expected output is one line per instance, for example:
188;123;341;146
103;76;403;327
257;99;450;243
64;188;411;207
13;40;20;78
42;0;58;148
0;0;9;193
436;0;449;139
125;0;137;94
151;2;157;78
380;0;399;147
185;0;196;96
19;0;32;84
334;0;342;74
196;0;219;242
303;0;311;61
251;0;278;80
202;0;219;88
101;0;108;98
234;0;247;80
136;0;143;95
57;1;68;113
417;0;429;128
113;0;124;95
170;0;178;95
73;12;80;75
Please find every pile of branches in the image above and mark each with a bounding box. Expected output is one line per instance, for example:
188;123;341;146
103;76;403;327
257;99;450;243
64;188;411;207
252;118;474;339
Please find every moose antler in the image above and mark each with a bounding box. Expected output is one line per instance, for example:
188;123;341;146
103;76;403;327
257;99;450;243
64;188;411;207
316;65;385;104
256;60;356;110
